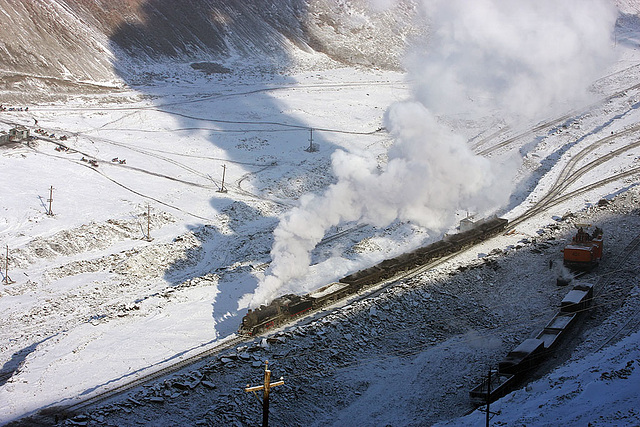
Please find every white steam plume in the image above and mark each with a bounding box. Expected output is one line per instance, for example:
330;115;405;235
410;0;617;121
241;0;617;309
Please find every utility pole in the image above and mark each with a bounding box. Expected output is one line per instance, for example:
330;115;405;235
486;369;491;427
245;361;284;427
147;204;151;240
142;204;153;241
47;185;54;216
145;204;153;241
4;244;14;285
217;164;228;193
305;128;317;152
478;368;499;426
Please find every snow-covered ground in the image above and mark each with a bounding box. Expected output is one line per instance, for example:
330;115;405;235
0;66;409;420
1;4;640;427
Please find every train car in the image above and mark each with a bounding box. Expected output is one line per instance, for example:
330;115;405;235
544;311;576;330
339;217;507;289
469;274;595;406
339;265;385;289
498;338;546;375
563;225;603;270
446;216;507;248
375;251;422;278
560;281;594;313
535;327;564;351
535;312;576;350
480;216;509;234
308;282;353;306
413;239;453;262
444;226;483;249
469;370;515;405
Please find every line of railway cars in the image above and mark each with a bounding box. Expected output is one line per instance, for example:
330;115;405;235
240;216;508;335
469;281;594;405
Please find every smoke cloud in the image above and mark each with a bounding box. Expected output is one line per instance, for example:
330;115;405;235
240;0;617;309
409;0;617;121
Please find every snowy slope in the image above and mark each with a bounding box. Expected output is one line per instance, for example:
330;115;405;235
438;330;640;426
0;0;422;101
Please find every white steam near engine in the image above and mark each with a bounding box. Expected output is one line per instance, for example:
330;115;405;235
241;0;617;309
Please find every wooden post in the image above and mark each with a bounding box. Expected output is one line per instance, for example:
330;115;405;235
143;204;153;242
486;369;491;427
262;363;271;427
47;186;54;216
4;244;14;285
147;204;151;240
306;128;317;152
4;244;8;285
245;361;284;427
217;164;228;193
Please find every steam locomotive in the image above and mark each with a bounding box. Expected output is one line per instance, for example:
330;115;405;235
240;216;508;335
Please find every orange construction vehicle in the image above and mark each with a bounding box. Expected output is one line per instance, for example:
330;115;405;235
563;224;603;270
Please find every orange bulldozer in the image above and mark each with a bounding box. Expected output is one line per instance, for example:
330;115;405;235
563;224;603;270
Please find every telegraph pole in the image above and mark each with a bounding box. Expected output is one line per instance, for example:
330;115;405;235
143;204;153;241
147;204;151;240
47;186;54;216
486;369;491;427
4;244;14;285
245;361;284;427
305;128;317;152
478;368;499;426
146;204;153;241
217;164;228;193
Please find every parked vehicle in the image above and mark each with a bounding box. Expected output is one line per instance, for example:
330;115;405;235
564;225;603;269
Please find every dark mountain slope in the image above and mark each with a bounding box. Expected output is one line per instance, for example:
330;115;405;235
0;0;423;100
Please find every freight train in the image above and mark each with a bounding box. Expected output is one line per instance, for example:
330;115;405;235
469;281;594;405
240;216;508;336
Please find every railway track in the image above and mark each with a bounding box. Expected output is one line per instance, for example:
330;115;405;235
28;135;292;224
473;81;640;156
504;121;640;231
507;165;640;232
58;335;246;416
43;151;640;421
39;224;496;421
594;300;640;352
592;232;640;352
75;134;278;204
7;71;640;425
594;292;640;353
20;189;638;425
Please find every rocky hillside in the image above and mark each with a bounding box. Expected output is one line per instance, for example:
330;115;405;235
0;0;422;100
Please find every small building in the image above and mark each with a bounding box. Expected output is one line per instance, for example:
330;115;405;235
9;125;29;141
0;123;11;145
